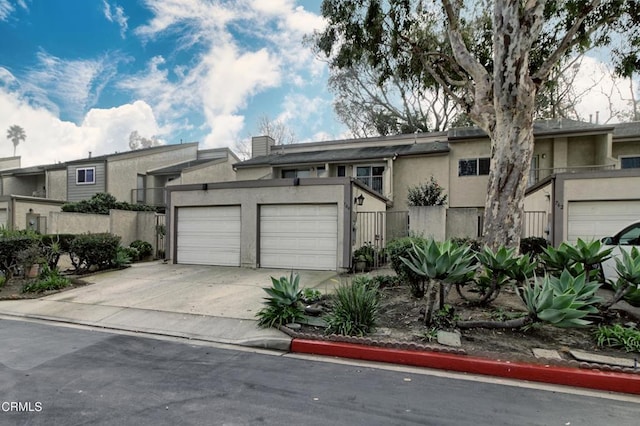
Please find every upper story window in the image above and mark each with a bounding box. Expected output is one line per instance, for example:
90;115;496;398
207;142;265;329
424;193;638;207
76;167;95;185
356;165;384;193
281;169;310;178
458;158;490;176
337;165;346;177
621;156;640;169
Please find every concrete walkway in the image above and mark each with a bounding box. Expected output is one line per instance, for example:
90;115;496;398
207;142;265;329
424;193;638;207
0;262;338;351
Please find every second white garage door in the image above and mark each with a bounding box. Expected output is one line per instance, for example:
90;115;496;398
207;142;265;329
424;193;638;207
567;200;640;243
260;204;338;270
176;206;241;266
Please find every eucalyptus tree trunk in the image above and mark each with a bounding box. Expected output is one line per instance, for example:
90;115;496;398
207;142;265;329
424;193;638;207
479;1;540;252
482;111;536;252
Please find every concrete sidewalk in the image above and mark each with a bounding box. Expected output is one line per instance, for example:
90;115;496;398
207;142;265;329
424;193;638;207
0;262;338;351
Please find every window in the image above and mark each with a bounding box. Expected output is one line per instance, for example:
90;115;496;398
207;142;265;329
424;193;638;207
137;174;146;203
337;165;346;177
617;223;640;246
621;156;640;169
281;169;310;178
458;158;490;176
356;165;384;193
76;167;95;184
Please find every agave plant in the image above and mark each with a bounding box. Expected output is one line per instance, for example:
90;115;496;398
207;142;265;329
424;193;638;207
400;239;475;325
540;239;611;282
519;270;602;328
256;272;305;328
602;247;640;309
456;245;537;306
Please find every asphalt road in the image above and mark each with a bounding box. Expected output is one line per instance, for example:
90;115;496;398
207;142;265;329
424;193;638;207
1;318;638;426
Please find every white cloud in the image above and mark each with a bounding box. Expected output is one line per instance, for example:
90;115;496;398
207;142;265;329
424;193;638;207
103;0;129;38
0;0;27;21
0;87;163;167
23;51;122;122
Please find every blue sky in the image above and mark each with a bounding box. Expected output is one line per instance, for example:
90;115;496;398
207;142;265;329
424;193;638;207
1;1;637;167
0;0;343;166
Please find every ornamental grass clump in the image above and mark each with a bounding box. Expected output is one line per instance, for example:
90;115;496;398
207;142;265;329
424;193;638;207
325;276;379;336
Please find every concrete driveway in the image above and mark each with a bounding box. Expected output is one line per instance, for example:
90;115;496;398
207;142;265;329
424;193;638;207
0;262;338;350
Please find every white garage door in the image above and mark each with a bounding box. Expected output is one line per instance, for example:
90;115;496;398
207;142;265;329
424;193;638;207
176;206;241;266
567;200;640;244
260;204;338;270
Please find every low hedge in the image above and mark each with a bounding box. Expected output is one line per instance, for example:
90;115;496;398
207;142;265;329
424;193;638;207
69;233;121;272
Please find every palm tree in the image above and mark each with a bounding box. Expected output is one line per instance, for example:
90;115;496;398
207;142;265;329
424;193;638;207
6;125;26;157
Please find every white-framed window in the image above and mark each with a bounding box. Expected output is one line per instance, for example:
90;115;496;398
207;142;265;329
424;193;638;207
621;156;640;169
458;158;490;176
76;167;96;185
356;165;384;193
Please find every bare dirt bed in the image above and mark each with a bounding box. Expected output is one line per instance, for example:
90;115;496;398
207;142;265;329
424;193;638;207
0;275;90;300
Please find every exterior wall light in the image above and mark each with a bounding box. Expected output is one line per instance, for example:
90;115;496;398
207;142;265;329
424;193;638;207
355;194;365;206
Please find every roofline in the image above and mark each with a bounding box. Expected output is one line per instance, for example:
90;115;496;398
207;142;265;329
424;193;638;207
233;143;450;169
270;131;447;151
65;142;199;164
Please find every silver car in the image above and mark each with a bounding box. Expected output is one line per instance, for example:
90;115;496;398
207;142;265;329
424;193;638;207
600;220;640;282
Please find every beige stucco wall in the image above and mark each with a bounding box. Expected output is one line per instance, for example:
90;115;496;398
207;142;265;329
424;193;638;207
0;157;20;171
179;159;236;184
524;181;552;212
409;206;447;241
391;154;449;212
47;169;67;201
2;175;39;196
49;212;110;235
567;136;597;167
169;181;353;270
234;166;273;180
107;144;199;202
448;139;491;208
612;141;640;164
10;198;64;232
48;210;157;250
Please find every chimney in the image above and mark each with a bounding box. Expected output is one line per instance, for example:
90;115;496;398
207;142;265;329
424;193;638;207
88;151;92;158
251;135;276;158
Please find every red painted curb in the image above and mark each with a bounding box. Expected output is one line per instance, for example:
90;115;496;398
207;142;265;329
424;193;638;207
291;339;640;395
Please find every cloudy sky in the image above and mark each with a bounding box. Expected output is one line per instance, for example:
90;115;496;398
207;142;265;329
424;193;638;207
1;0;638;167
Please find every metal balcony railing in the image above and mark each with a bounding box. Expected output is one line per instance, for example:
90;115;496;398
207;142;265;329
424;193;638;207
528;163;616;186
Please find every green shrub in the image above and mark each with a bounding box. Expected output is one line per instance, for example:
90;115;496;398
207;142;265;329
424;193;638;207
325;277;380;336
594;324;640;353
62;192;156;215
371;274;400;288
41;234;76;270
301;288;323;304
386;236;428;297
450;237;483;254
520;237;548;257
116;247;137;266
353;242;382;270
257;273;305;328
0;231;42;279
407;176;448;206
130;240;153;259
69;233;121;272
22;266;70;293
0;274;6;288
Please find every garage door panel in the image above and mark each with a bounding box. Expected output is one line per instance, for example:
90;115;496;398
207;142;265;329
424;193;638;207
260;204;337;270
177;206;241;266
567;201;640;243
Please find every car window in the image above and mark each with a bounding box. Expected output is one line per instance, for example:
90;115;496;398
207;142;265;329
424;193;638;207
618;224;640;245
